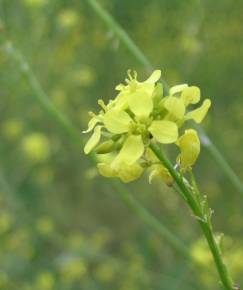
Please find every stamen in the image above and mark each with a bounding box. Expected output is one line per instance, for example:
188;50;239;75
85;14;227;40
133;70;137;80
98;99;107;111
127;69;132;80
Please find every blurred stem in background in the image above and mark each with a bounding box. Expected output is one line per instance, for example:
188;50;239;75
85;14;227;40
85;0;243;197
0;167;19;209
150;143;235;290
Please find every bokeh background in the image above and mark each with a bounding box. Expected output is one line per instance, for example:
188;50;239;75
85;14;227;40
0;0;243;289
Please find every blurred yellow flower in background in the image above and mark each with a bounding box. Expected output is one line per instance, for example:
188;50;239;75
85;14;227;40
61;258;87;281
36;216;55;236
35;272;55;290
0;211;14;234
21;133;51;163
57;9;80;29
2;119;23;140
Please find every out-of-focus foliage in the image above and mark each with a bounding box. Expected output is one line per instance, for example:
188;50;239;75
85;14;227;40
0;0;243;289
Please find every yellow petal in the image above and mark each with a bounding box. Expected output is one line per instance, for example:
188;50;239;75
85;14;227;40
118;162;144;183
149;120;178;144
169;84;188;95
149;165;173;186
186;99;211;123
145;70;161;83
84;125;102;154
82;116;99;133
97;163;117;178
109;92;129;111
113;135;144;166
98;160;144;183
181;86;200;106
177;129;200;172
164;96;185;119
128;85;153;117
103;109;131;134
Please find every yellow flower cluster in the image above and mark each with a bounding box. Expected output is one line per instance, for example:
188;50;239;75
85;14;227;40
83;70;211;183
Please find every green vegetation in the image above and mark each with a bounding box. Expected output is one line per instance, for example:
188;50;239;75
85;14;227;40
0;0;243;289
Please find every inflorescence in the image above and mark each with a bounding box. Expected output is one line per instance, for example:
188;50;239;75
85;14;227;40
83;70;211;184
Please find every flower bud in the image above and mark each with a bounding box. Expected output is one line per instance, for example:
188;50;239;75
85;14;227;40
95;140;116;154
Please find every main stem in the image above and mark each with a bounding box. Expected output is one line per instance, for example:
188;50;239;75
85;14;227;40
150;143;235;290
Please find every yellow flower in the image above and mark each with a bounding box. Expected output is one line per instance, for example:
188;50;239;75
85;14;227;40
22;133;51;163
164;84;211;124
83;70;211;183
113;70;161;114
97;135;145;183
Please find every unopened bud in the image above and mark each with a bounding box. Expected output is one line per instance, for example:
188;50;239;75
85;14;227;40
95;140;116;154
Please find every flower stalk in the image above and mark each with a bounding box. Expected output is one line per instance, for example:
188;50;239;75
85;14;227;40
150;142;235;290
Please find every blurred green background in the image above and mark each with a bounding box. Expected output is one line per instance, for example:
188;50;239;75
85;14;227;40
0;0;243;289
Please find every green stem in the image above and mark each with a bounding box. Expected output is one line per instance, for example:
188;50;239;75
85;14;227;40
85;0;243;197
113;181;190;260
150;143;235;290
84;0;172;94
85;0;153;71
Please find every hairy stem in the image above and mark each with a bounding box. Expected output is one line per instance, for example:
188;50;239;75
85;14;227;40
150;143;235;290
